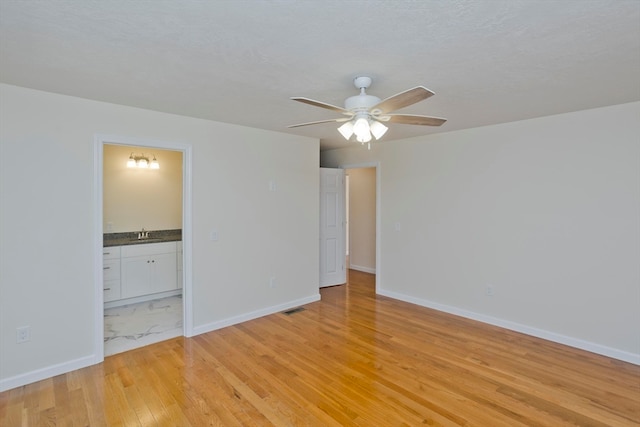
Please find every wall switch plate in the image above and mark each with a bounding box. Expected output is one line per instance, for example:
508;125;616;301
210;230;219;241
394;222;402;232
17;326;30;343
269;277;276;288
485;285;495;296
269;180;277;192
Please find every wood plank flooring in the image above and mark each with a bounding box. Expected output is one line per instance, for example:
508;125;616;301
1;270;639;426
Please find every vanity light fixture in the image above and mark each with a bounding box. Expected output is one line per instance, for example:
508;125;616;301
127;153;160;169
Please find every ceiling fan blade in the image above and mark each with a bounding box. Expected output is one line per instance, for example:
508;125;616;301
385;114;447;126
372;86;435;113
287;118;349;128
291;97;351;115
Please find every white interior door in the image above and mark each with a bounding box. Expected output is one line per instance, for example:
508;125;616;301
320;168;346;287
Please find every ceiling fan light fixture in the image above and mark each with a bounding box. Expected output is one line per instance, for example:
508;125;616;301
337;121;354;140
369;120;388;140
289;76;446;149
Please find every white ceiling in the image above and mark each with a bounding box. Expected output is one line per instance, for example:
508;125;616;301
1;1;639;151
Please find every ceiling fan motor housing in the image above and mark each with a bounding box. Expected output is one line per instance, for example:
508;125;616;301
345;76;380;112
344;94;380;112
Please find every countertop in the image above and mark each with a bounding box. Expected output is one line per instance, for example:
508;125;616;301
104;229;182;247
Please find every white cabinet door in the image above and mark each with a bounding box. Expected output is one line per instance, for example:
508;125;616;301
152;252;177;293
320;168;346;287
121;255;151;299
121;243;179;299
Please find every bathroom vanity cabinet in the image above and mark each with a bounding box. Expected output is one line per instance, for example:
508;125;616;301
102;241;180;306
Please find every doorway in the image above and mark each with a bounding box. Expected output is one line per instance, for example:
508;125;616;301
345;167;377;274
341;162;380;290
94;135;193;362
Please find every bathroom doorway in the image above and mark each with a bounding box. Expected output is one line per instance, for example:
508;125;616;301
94;135;193;360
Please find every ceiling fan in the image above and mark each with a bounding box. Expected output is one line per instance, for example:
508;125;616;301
288;76;446;148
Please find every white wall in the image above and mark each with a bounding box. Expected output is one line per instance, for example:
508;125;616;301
104;144;183;232
347;168;376;273
0;84;320;390
322;102;640;363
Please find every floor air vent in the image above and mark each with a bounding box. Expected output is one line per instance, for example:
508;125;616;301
282;307;305;315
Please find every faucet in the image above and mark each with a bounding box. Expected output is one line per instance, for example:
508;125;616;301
138;228;149;239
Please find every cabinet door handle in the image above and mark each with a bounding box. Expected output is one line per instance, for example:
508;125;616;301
104;287;111;291
151;260;155;263
103;266;111;270
104;252;110;255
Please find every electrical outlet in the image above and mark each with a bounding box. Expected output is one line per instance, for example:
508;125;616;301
485;286;495;296
16;326;30;343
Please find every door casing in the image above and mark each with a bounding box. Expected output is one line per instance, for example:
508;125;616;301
93;134;193;364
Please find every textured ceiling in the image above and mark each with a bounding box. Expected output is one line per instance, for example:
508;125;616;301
1;0;639;150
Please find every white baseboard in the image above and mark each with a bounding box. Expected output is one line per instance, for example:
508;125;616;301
1;294;321;392
0;354;98;393
7;289;632;393
377;288;640;366
349;264;376;274
190;294;321;337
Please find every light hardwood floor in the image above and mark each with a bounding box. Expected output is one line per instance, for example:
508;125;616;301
1;270;639;426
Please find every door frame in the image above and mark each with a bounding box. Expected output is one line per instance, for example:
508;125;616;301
340;161;381;293
93;134;193;363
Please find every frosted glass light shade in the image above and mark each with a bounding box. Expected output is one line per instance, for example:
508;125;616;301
369;120;388;140
150;156;160;169
338;121;354;140
353;117;370;139
127;155;136;168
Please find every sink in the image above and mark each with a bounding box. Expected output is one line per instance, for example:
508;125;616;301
130;237;165;243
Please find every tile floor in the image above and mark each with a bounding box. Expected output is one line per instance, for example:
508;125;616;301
104;295;183;356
